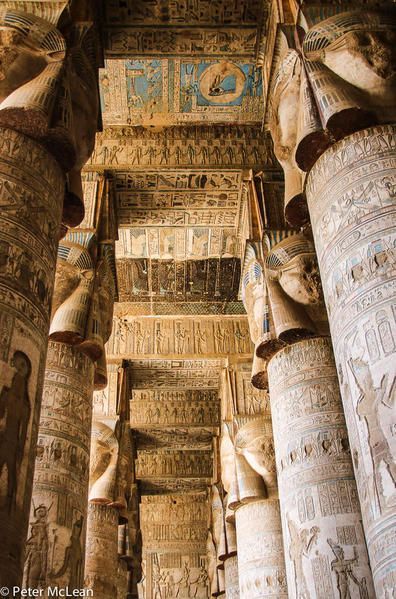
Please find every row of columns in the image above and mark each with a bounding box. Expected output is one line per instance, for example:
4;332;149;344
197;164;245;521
0;2;105;589
0;5;138;595
220;7;395;599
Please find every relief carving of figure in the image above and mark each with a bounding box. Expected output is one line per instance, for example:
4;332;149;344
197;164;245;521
288;517;319;599
0;350;31;511
89;421;119;504
327;538;369;599
23;503;50;589
50;515;84;590
347;354;396;507
258;229;329;359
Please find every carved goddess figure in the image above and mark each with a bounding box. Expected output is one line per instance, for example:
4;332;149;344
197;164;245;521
0;350;31;511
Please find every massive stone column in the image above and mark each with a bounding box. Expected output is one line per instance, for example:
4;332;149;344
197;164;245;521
306;124;396;593
233;416;287;599
235;499;286;598
220;366;287;598
224;555;239;599
0;3;102;586
24;215;116;591
24;341;94;592
257;230;374;597
84;417;132;599
268;9;396;594
84;363;135;599
268;337;374;599
0;128;64;589
85;503;120;598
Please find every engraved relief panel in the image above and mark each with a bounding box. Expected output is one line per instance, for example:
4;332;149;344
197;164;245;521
107;316;252;358
140;494;209;598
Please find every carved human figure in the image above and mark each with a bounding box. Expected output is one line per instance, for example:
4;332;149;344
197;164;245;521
348;356;396;501
269;46;307;225
302;10;396;128
327;539;368;599
50;516;84;591
0;350;31;511
288;517;319;599
23;504;50;589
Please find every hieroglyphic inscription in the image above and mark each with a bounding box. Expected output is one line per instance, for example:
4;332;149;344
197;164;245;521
140;494;209;598
108;316;252;357
136;450;212;479
306;125;396;594
26;343;94;592
235;500;287;598
268;338;374;599
0;129;64;588
131;389;219;428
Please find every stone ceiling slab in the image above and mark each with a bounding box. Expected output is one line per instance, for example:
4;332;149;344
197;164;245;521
98;60;265;125
107;316;252;358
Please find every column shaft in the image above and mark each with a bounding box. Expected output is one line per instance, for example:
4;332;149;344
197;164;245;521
24;342;94;592
84;503;119;599
268;337;374;598
224;555;239;599
306;125;396;594
0;128;64;587
235;499;287;598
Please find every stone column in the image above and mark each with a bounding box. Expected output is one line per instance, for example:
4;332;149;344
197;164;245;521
306;126;396;594
235;499;286;598
233;415;287;599
0;129;64;589
268;337;374;599
265;10;396;594
25;223;116;592
84;414;132;599
24;341;94;592
84;503;119;598
224;555;239;599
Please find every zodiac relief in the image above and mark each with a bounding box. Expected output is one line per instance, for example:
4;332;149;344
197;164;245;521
0;350;31;512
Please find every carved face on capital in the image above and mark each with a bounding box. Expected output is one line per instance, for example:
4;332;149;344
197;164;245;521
0;11;66;103
278;254;322;306
303;12;396;101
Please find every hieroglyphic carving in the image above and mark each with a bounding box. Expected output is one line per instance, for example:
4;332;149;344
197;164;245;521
89;127;273;167
233;363;270;414
131;389;219;428
104;0;264;26
268;338;374;599
224;555;239;599
128;359;223;390
136;450;213;479
24;342;93;592
306;124;396;595
104;30;258;57
0;129;64;588
140;494;209;598
84;503;120;598
235;500;287;598
108;316;252;358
